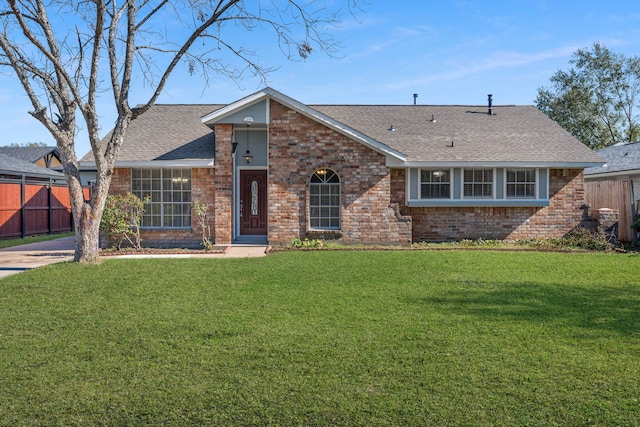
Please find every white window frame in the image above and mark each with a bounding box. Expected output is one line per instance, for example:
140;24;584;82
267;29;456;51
419;168;452;199
505;168;538;199
461;168;495;199
309;169;341;230
131;168;192;229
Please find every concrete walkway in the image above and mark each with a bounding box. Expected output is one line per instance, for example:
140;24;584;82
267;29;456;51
0;236;75;279
0;236;268;279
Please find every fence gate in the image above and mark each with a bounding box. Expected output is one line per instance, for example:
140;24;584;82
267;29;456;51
585;180;635;242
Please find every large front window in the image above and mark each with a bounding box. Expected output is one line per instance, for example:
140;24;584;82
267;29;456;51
421;169;451;199
309;169;340;229
132;168;192;228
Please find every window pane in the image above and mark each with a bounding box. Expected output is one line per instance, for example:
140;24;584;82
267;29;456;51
133;168;192;228
421;169;450;199
506;169;536;199
463;169;493;198
309;169;340;230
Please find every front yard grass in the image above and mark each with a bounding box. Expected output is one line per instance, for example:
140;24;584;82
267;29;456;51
0;251;638;425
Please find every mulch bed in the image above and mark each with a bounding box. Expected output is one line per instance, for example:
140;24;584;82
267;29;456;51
99;246;229;256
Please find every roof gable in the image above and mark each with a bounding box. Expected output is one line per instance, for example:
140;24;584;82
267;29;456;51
201;87;407;161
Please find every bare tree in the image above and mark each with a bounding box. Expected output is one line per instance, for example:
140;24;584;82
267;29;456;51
0;0;357;262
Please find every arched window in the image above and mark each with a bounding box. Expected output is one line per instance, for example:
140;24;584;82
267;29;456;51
309;169;340;230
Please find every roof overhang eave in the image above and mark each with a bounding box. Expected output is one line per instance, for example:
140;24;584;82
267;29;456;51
0;169;65;179
79;160;215;168
387;159;606;168
584;168;640;178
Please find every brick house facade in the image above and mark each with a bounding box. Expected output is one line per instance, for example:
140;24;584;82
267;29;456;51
89;87;603;247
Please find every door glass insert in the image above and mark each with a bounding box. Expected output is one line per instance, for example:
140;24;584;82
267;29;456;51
251;180;259;216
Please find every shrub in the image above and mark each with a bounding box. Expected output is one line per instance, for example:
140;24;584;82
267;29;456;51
192;200;213;251
563;228;618;251
291;238;325;248
100;193;147;250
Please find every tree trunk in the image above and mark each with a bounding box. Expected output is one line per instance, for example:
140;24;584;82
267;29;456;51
74;203;101;263
58;130;113;263
69;170;112;263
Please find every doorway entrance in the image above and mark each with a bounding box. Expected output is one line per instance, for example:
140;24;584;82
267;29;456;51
239;170;267;235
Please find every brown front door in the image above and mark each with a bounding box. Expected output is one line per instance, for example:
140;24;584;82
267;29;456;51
240;170;267;235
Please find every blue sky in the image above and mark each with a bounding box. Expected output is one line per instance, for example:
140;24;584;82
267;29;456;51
2;1;640;157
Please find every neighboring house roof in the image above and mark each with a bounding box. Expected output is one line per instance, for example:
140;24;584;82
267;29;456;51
0;146;59;163
81;87;604;168
584;141;640;176
81;104;220;166
0;153;65;179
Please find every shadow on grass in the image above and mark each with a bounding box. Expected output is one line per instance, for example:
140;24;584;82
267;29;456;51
409;281;640;336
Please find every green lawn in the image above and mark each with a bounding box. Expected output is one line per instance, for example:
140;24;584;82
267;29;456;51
1;251;638;426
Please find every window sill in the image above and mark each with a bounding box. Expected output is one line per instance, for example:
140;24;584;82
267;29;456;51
140;227;193;230
407;199;549;208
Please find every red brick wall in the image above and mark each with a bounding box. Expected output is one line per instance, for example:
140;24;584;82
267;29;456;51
395;168;586;241
213;124;233;244
108;167;215;248
267;100;412;245
109;168;130;195
108;108;587;247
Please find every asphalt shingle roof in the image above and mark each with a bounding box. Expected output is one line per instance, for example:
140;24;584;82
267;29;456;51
83;96;603;166
312;104;603;164
584;141;640;175
81;104;221;162
0;153;65;178
0;146;58;163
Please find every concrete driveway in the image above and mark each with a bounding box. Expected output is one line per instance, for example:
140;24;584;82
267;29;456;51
0;236;268;279
0;236;75;279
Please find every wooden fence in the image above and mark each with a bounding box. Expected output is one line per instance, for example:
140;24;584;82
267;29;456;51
584;180;636;242
0;178;90;239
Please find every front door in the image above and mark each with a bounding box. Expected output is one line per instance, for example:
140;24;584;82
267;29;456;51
239;170;267;235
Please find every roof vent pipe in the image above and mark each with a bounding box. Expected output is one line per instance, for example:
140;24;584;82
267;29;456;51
488;94;493;115
413;93;418;105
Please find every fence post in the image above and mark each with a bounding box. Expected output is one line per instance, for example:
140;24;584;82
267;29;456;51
48;179;53;235
20;175;26;238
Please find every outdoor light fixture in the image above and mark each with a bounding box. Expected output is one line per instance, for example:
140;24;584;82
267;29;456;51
243;116;254;164
232;142;238;154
